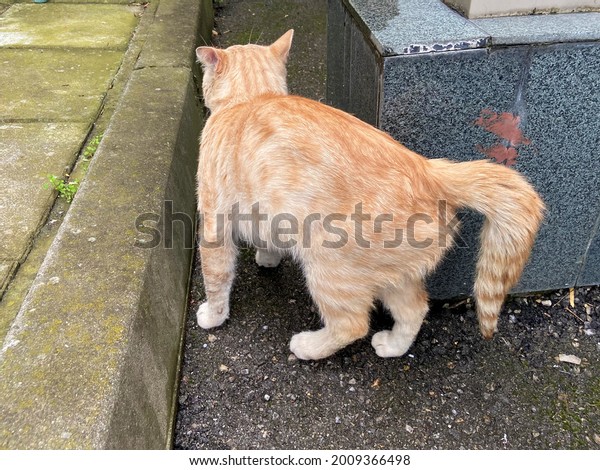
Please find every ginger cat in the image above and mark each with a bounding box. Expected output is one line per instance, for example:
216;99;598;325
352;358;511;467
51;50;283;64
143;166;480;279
194;30;544;361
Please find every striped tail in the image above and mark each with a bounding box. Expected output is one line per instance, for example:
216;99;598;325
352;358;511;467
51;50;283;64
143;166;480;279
430;159;545;338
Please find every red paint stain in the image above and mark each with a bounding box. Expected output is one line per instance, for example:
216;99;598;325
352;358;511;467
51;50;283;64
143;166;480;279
474;108;531;166
476;143;519;167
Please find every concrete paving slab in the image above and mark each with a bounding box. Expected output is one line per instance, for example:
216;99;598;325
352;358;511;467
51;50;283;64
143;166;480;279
0;49;125;122
0;201;61;347
0;122;90;264
0;3;140;49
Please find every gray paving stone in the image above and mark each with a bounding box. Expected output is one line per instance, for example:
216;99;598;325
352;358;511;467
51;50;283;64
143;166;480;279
0;122;90;263
0;3;140;49
0;49;124;122
0;66;201;450
0;0;213;450
136;0;213;70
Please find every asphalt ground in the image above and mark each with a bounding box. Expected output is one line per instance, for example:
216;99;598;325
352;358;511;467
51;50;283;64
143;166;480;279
174;0;599;450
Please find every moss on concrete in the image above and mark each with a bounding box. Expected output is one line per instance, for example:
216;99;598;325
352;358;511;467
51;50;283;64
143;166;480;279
0;50;128;122
0;3;141;49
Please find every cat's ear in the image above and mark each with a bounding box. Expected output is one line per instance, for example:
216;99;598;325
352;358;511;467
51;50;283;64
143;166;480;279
196;47;224;73
270;29;294;63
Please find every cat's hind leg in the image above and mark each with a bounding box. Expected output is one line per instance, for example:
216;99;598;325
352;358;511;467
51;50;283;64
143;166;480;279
371;279;429;358
290;267;372;360
255;248;282;268
196;218;237;329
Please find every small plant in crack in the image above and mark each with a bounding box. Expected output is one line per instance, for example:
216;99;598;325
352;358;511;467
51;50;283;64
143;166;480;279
43;133;102;203
45;174;79;203
82;133;103;161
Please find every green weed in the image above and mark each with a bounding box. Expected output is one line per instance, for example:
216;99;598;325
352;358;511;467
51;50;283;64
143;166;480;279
82;133;103;161
46;174;79;203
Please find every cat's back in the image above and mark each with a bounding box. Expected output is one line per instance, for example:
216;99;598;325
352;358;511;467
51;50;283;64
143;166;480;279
205;94;423;170
201;94;442;216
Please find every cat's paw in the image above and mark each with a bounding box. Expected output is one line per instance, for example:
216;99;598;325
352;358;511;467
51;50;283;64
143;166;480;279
290;330;334;360
371;330;412;358
255;249;282;268
196;302;228;329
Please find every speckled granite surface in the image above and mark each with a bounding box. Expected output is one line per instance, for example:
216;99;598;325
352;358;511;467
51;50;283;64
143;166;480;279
342;0;600;55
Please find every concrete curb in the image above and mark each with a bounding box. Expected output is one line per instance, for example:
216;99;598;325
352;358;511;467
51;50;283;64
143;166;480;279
0;0;212;449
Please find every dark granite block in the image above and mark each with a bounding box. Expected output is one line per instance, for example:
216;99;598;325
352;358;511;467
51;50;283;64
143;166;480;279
379;48;533;297
380;47;529;160
380;43;600;296
426;211;483;299
326;0;349;110
516;43;600;291
344;0;490;56
327;0;381;125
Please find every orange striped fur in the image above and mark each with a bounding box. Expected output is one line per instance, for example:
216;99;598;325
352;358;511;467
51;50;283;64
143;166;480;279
194;30;545;360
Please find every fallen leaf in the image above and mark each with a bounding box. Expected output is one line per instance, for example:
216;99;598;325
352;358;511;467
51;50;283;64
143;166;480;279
557;354;581;365
371;378;381;389
569;288;575;308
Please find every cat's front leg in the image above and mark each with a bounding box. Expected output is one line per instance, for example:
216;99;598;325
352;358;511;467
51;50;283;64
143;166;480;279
196;217;237;329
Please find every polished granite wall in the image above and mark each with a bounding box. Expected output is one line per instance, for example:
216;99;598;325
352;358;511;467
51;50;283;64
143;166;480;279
327;0;600;298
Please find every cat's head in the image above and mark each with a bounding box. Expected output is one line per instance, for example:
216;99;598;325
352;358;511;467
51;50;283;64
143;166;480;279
196;30;294;113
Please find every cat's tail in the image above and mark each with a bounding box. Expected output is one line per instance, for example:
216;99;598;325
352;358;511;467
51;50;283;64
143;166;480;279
429;158;545;339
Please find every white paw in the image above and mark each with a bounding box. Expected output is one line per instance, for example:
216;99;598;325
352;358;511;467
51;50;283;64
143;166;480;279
290;330;333;361
255;249;282;268
196;302;228;329
371;330;412;358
